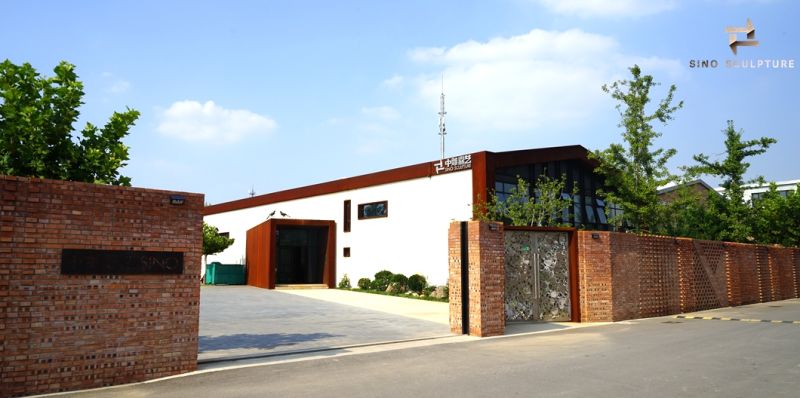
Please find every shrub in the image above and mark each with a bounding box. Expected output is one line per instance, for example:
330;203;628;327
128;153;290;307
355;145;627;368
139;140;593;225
338;274;351;289
422;286;435;296
371;270;394;291
390;273;408;291
408;274;427;294
357;278;371;290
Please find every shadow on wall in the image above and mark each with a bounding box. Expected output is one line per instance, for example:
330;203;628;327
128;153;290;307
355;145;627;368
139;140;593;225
199;333;341;352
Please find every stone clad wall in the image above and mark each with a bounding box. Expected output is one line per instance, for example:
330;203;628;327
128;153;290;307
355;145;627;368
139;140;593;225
0;176;203;398
578;231;799;322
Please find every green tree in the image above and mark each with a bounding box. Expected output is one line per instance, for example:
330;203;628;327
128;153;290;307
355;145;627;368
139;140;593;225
476;174;576;227
0;60;139;185
592;64;683;233
751;184;800;247
684;120;776;242
203;222;235;265
662;182;723;240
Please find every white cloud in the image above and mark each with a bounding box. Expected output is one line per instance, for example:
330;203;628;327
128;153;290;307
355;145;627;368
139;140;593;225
157;100;277;142
407;28;681;133
536;0;677;18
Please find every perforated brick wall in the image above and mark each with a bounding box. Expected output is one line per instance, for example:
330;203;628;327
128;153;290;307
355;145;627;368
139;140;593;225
0;176;203;398
578;231;799;322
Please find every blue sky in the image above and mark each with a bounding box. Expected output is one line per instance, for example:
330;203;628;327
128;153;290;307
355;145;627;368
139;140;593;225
3;0;798;204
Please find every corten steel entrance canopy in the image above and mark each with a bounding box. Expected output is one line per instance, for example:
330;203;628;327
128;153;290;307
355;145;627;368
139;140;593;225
246;219;337;289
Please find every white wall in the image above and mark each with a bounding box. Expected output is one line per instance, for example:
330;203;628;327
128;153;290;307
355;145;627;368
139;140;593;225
742;179;799;202
203;170;473;286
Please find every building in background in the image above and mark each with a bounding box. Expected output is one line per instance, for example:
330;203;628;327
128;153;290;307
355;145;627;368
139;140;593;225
657;179;717;203
738;179;799;202
203;145;610;288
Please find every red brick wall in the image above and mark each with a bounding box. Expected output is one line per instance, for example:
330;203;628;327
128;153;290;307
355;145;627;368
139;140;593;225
578;231;800;322
0;176;203;398
448;221;504;337
578;231;612;322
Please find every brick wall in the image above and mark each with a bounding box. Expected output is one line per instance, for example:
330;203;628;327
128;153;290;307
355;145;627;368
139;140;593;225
0;176;203;397
578;231;800;322
448;221;505;337
578;232;612;322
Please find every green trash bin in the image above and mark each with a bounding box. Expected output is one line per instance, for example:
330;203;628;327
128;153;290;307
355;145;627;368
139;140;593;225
205;262;246;285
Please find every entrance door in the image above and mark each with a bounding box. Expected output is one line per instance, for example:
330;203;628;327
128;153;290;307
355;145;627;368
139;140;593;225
504;231;571;321
275;227;328;285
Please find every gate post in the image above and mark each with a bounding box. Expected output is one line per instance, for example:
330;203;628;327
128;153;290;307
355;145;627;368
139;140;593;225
448;220;505;337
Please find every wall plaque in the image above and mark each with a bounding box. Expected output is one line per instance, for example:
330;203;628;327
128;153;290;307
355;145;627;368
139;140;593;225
61;249;184;275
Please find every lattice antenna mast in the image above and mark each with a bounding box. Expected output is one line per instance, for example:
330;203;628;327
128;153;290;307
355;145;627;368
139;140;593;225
438;76;447;164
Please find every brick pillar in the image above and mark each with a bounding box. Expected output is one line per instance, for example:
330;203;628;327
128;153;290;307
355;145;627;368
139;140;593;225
577;231;613;322
448;221;505;337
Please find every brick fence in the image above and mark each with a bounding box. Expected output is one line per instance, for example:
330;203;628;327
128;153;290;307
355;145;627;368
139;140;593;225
0;176;203;397
578;231;799;322
448;221;505;337
449;222;799;333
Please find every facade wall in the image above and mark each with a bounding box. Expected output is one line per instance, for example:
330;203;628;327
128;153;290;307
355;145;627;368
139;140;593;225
0;176;203;398
205;170;473;285
578;231;799;322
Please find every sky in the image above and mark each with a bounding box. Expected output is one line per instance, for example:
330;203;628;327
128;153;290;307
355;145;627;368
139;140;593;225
3;0;798;204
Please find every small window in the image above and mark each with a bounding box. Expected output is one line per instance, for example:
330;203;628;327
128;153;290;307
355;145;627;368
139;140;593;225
219;232;230;238
358;201;388;219
343;200;351;232
343;247;351;257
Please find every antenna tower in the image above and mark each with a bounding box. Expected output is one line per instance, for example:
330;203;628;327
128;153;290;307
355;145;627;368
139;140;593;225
438;76;447;164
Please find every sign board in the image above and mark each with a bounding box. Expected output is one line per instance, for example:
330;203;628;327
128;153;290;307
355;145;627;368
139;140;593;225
434;154;472;175
61;249;184;275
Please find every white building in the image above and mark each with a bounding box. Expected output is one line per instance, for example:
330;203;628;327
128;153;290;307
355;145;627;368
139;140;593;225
203;145;608;288
742;179;799;202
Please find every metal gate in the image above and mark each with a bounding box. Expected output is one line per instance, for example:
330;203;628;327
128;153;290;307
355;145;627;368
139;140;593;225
504;230;571;321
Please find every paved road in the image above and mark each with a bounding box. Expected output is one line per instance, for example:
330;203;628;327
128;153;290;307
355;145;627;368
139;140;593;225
199;286;450;361
66;299;800;397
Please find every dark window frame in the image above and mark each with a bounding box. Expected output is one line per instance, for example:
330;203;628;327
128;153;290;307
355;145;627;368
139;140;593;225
343;200;351;232
357;200;389;220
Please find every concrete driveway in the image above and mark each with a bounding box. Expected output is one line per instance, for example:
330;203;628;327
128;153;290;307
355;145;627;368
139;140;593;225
198;286;450;362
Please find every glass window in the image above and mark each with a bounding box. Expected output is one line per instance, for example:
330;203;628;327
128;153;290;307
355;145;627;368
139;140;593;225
596;199;607;224
584;196;596;224
561;193;572;223
573;195;583;224
358;201;388;219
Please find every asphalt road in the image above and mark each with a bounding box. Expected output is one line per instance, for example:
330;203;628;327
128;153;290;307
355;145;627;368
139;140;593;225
60;299;800;398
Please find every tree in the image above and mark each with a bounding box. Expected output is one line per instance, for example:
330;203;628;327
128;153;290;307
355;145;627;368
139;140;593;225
203;222;235;265
476;174;576;227
751;184;800;247
592;65;683;233
684;120;776;242
662;182;723;240
0;60;139;185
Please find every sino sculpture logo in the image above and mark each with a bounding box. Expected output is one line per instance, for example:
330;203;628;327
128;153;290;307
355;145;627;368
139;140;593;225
688;18;795;70
726;18;759;55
